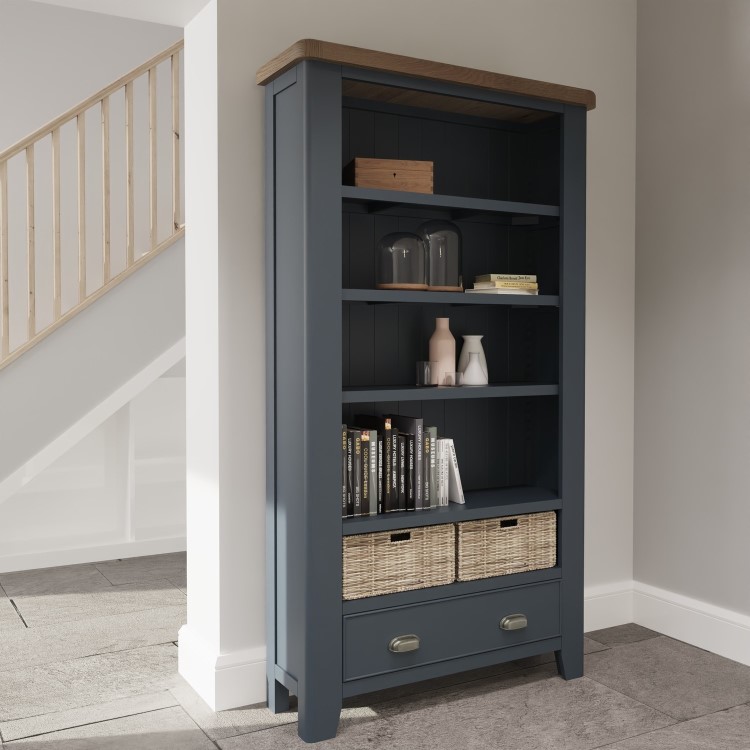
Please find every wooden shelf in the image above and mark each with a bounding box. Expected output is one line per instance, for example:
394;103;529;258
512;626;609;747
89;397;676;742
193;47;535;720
342;486;560;535
342;566;562;614
342;185;559;217
342;288;559;307
342;383;558;403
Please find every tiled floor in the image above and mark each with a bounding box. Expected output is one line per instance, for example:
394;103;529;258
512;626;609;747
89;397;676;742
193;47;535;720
1;556;750;748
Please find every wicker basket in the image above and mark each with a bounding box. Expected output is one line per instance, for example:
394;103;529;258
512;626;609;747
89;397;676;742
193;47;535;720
457;511;556;581
342;524;455;600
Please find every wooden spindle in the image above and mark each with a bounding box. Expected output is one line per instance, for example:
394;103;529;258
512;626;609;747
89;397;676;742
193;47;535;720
172;53;181;231
149;66;157;249
77;113;86;302
52;128;61;320
27;144;35;339
0;160;8;358
101;96;111;283
125;81;134;266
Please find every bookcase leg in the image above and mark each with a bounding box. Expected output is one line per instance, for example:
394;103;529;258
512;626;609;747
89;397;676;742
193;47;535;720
555;647;583;680
297;688;341;743
267;677;290;714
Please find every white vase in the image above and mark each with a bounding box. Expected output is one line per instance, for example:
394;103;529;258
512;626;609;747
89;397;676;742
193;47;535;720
457;335;488;383
461;352;487;386
428;317;456;386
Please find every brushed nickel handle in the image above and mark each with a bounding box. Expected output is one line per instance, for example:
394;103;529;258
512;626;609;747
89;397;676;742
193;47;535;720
388;634;420;653
500;614;528;631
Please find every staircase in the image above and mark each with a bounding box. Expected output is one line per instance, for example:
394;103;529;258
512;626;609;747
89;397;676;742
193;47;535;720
0;42;186;527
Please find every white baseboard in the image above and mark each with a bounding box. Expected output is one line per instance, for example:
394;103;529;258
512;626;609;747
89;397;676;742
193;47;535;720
633;581;750;667
178;624;266;711
0;536;186;573
584;580;634;632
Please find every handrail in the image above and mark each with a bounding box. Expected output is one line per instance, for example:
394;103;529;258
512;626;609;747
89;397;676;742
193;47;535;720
0;39;183;164
0;39;184;369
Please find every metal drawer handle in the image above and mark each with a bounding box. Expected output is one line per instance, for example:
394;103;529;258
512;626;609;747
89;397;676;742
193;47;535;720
388;634;420;653
500;614;528;631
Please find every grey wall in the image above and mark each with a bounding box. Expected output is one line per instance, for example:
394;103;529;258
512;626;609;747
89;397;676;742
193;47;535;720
635;0;750;614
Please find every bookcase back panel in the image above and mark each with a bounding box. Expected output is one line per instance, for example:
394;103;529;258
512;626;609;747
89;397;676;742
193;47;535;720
342;303;558;388
341;395;558;493
343;100;560;205
343;211;559;296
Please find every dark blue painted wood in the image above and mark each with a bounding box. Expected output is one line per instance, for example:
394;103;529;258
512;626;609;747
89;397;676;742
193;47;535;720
342;383;558;403
344;582;560;680
556;104;587;681
342;636;562;698
342;485;560;535
343;566;562;614
342;288;560;307
342;186;559;217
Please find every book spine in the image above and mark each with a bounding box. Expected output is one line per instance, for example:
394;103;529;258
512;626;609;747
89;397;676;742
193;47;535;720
351;430;362;516
377;437;383;514
475;273;537;282
341;424;348;518
414;421;423;509
368;430;378;516
440;439;449;506
477;280;538;290
447;438;465;504
346;431;354;516
397;434;406;511
423;430;430;509
389;427;399;512
428;427;437;508
406;433;415;511
360;432;370;516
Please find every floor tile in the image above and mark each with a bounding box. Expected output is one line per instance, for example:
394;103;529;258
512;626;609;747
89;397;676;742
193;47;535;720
10;706;215;749
219;667;673;750
585;636;750;720
586;623;660;648
170;681;297;740
0;565;111;598
95;554;186;587
0;598;25;633
12;579;186;628
603;704;750;749
0;606;185;675
0;645;178;723
0;692;177;741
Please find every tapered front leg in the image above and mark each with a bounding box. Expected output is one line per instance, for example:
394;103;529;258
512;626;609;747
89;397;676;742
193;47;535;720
297;682;341;743
555;646;583;680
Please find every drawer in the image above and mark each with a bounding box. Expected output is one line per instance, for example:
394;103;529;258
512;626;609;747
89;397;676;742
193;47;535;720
343;581;559;681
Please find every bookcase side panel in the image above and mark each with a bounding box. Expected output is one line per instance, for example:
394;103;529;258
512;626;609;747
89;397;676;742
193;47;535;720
271;60;344;741
557;104;587;678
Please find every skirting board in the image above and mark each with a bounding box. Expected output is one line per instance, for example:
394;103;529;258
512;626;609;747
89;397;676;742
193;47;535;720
634;581;750;667
584;581;634;632
0;536;186;574
178;625;267;711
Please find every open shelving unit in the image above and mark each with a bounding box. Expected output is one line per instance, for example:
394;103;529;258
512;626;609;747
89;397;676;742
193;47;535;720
260;39;591;743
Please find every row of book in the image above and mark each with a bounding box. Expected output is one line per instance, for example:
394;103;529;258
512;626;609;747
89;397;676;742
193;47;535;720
465;273;539;296
342;415;465;518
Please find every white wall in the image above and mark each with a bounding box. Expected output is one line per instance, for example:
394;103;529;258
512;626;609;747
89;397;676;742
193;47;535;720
183;0;638;708
635;1;750;616
0;373;186;573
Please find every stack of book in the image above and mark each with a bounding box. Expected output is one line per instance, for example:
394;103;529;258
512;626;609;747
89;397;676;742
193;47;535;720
342;416;465;518
465;273;539;295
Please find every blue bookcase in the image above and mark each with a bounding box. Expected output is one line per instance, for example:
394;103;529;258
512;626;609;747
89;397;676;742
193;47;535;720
259;40;593;743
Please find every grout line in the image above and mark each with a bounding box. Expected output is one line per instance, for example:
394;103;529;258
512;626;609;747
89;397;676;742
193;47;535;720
180;704;222;749
8;600;28;628
3;704;179;743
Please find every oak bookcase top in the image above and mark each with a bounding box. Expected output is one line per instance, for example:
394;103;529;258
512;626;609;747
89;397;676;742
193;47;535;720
256;39;596;111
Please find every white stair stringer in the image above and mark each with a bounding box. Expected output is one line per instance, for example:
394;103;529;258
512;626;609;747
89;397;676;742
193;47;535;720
0;237;185;505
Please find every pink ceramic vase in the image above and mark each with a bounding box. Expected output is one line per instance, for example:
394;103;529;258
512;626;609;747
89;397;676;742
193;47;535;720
428;317;456;386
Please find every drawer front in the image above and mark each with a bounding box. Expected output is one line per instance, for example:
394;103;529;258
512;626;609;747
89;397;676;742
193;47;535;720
343;581;559;681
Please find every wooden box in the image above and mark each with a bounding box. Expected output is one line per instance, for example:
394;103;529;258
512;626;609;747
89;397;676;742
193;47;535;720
344;158;434;193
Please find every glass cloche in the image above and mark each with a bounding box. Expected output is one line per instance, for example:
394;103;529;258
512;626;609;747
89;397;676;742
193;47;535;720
418;220;463;291
375;232;428;290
